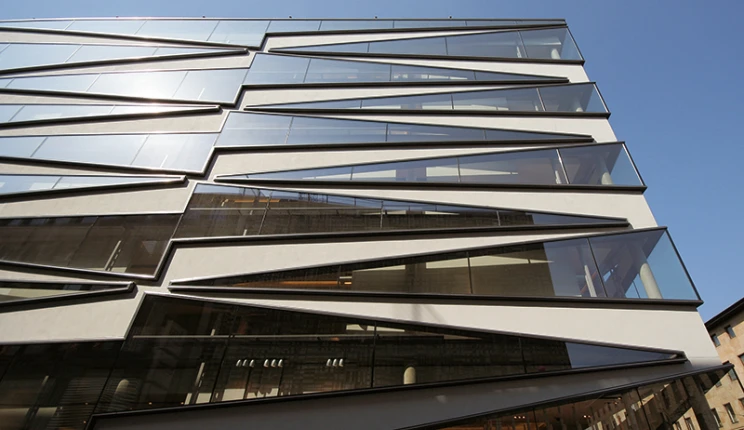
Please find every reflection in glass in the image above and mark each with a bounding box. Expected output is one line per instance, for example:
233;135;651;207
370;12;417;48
135;20;217;41
173;183;620;241
0;214;180;275
224;143;640;188
279;27;584;61
0;174;182;197
208;20;268;46
0;280;130;304
216;112;588;148
259;84;607;114
177;228;699;302
0;103;206;125
1;68;249;104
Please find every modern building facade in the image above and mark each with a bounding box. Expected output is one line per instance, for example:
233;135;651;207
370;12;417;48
0;17;740;430
706;297;744;429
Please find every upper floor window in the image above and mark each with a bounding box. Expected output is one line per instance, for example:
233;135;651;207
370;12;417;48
726;325;737;338
712;409;723;428
713;334;721;347
724;403;738;423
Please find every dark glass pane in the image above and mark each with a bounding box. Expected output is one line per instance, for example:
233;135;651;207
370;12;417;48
215;112;292;147
566;343;674;368
67;19;145;34
174;185;266;239
304;57;390;83
458;149;567;185
351;158;460;182
393;20;468;28
386;122;486;142
0;44;80;70
361;92;453;110
0;280;127;303
368;37;448;56
589;230;698;300
286;116;387;144
391;64;475;82
129;295;236;337
381;201;500;231
453;88;543;111
33;135;147;167
173;69;248;103
446;31;525;59
522;27;582;60
0;20;73;30
244;54;310;85
539;84;607;113
271;99;363;109
267;20;321;33
319;20;393;31
135;20;218;41
521;337;571;373
484;127;583;141
53;175;177;189
469;239;606;298
208;20;269;46
559;144;642;186
132;134;217;172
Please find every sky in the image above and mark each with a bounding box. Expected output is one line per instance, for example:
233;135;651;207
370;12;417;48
2;0;742;320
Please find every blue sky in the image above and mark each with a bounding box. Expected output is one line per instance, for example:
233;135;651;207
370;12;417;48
3;0;742;320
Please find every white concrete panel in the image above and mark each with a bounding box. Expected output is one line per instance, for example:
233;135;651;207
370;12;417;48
176;293;720;368
0;110;227;135
0;181;195;217
0;291;142;343
165;231;592;284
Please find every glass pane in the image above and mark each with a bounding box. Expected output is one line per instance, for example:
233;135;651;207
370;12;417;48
267;20;321;33
286;41;370;54
469;238;605;298
244;54;310;85
10;104;113;122
361;93;452;110
394;20;468;28
566;343;673;368
286;116;387;144
54;175;174;189
539;84;607;113
5;73;99;92
0;136;47;157
522;27;582;60
453;88;543;111
466;20;518;26
391;64;475;82
0;105;21;122
458;149;566;185
0;175;59;195
0;20;72;30
89;71;187;99
268;99;363;109
387;122;486;142
0;280;126;302
368;37;447;56
0;44;80;70
380;201;500;231
173;69;248;103
215;112;292;147
67;45;157;63
589;230;699;300
446;31;525;58
132;134;216;171
34;135;145;167
67;19;145;34
560;144;643;186
319;20;393;31
135;20;218;41
249;166;353;181
304;58;390;83
351;158;459;182
208;20;268;46
174;185;265;239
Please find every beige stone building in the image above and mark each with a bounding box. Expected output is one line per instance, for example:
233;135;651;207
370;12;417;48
706;297;744;430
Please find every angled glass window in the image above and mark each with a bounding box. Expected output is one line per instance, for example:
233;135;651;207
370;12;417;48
173;229;699;302
266;20;321;33
0;43;243;73
134;19;218;41
0;103;212;125
0;68;249;104
244;54;564;86
0;174;183;197
319;20;393;31
173;184;625;241
0;279;132;305
0;214;180;275
217;112;590;148
255;84;608;114
0;133;218;173
278;27;583;61
0;20;73;30
219;144;641;188
67;19;145;34
208;20;269;46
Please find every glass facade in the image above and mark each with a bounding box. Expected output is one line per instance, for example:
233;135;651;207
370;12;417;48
0;174;183;197
0;68;249;104
244;53;564;86
0;43;243;72
0;294;681;429
174;229;698;302
256;83;608;114
219;143;643;187
0;103;210;125
0;280;131;305
280;27;582;61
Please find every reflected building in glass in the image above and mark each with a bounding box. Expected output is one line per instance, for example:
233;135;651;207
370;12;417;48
0;17;735;430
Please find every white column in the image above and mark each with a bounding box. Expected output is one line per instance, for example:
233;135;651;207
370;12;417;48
403;366;416;385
